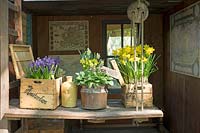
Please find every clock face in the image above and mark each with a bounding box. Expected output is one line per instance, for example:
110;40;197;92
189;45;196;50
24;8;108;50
127;1;149;23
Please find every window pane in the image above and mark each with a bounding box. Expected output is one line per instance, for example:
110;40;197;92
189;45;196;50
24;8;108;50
107;24;121;56
123;24;132;47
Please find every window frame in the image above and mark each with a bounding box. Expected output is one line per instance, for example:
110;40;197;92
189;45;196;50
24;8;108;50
102;20;131;92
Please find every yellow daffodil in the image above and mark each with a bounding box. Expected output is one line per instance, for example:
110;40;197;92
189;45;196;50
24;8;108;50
124;46;132;53
136;45;142;54
129;57;140;62
112;49;118;56
120;60;126;65
145;47;155;55
141;57;148;62
144;44;149;51
112;44;158;84
129;57;135;62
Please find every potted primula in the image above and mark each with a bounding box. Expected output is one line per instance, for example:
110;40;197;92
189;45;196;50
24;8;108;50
112;44;159;107
74;48;113;110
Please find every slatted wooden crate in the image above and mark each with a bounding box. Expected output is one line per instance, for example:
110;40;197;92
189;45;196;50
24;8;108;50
9;44;62;109
121;83;153;108
22;119;64;133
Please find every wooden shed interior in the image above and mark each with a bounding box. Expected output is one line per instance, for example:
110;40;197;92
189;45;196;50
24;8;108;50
1;0;200;132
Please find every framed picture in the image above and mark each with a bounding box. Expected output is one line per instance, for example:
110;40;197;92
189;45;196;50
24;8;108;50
170;1;200;78
49;21;89;51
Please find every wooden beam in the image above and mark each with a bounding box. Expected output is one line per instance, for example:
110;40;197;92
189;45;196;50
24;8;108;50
0;0;9;119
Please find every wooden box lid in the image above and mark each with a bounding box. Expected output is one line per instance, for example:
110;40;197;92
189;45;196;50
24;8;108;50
9;44;34;79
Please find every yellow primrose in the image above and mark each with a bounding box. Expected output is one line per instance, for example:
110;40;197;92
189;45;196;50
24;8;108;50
92;59;98;66
80;59;85;64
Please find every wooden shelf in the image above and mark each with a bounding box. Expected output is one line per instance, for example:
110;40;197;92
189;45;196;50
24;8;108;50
5;99;163;120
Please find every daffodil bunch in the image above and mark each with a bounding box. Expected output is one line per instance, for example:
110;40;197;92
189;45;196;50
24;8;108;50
113;44;159;84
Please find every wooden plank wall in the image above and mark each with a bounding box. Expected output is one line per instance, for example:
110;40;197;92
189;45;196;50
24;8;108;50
32;14;164;108
164;0;200;132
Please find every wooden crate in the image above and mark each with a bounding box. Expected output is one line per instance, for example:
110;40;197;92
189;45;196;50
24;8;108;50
9;44;62;109
20;77;62;109
121;83;153;108
22;119;64;133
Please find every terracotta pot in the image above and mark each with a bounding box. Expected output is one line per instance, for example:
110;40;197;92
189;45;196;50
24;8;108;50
80;86;107;110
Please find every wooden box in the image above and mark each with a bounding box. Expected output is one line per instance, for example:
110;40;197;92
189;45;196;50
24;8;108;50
9;44;62;109
121;82;153;108
22;118;64;133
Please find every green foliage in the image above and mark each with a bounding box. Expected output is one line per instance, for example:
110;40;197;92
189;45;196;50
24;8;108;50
74;69;113;88
75;48;114;88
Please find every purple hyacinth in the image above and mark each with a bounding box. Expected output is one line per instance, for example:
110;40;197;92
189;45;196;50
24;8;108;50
27;56;61;79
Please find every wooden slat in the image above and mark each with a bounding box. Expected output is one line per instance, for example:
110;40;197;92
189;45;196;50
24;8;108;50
101;66;122;80
0;0;9;119
110;60;125;86
8;28;18;37
5;99;163;120
9;44;34;79
8;1;19;12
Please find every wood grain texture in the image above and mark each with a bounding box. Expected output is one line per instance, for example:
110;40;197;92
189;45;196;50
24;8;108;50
0;0;9;119
9;44;34;79
22;0;183;15
163;0;200;133
6;99;163;120
20;77;62;109
15;0;23;43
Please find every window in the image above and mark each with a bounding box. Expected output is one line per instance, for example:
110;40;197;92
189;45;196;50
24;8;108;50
103;20;132;89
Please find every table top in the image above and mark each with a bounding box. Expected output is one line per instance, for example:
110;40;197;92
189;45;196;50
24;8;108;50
5;99;163;120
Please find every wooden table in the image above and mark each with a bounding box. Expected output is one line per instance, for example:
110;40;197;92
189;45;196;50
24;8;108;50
6;99;163;133
6;99;163;120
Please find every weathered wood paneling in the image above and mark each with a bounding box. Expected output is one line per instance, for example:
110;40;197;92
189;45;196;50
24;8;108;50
33;14;163;108
0;0;9;119
164;0;200;132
